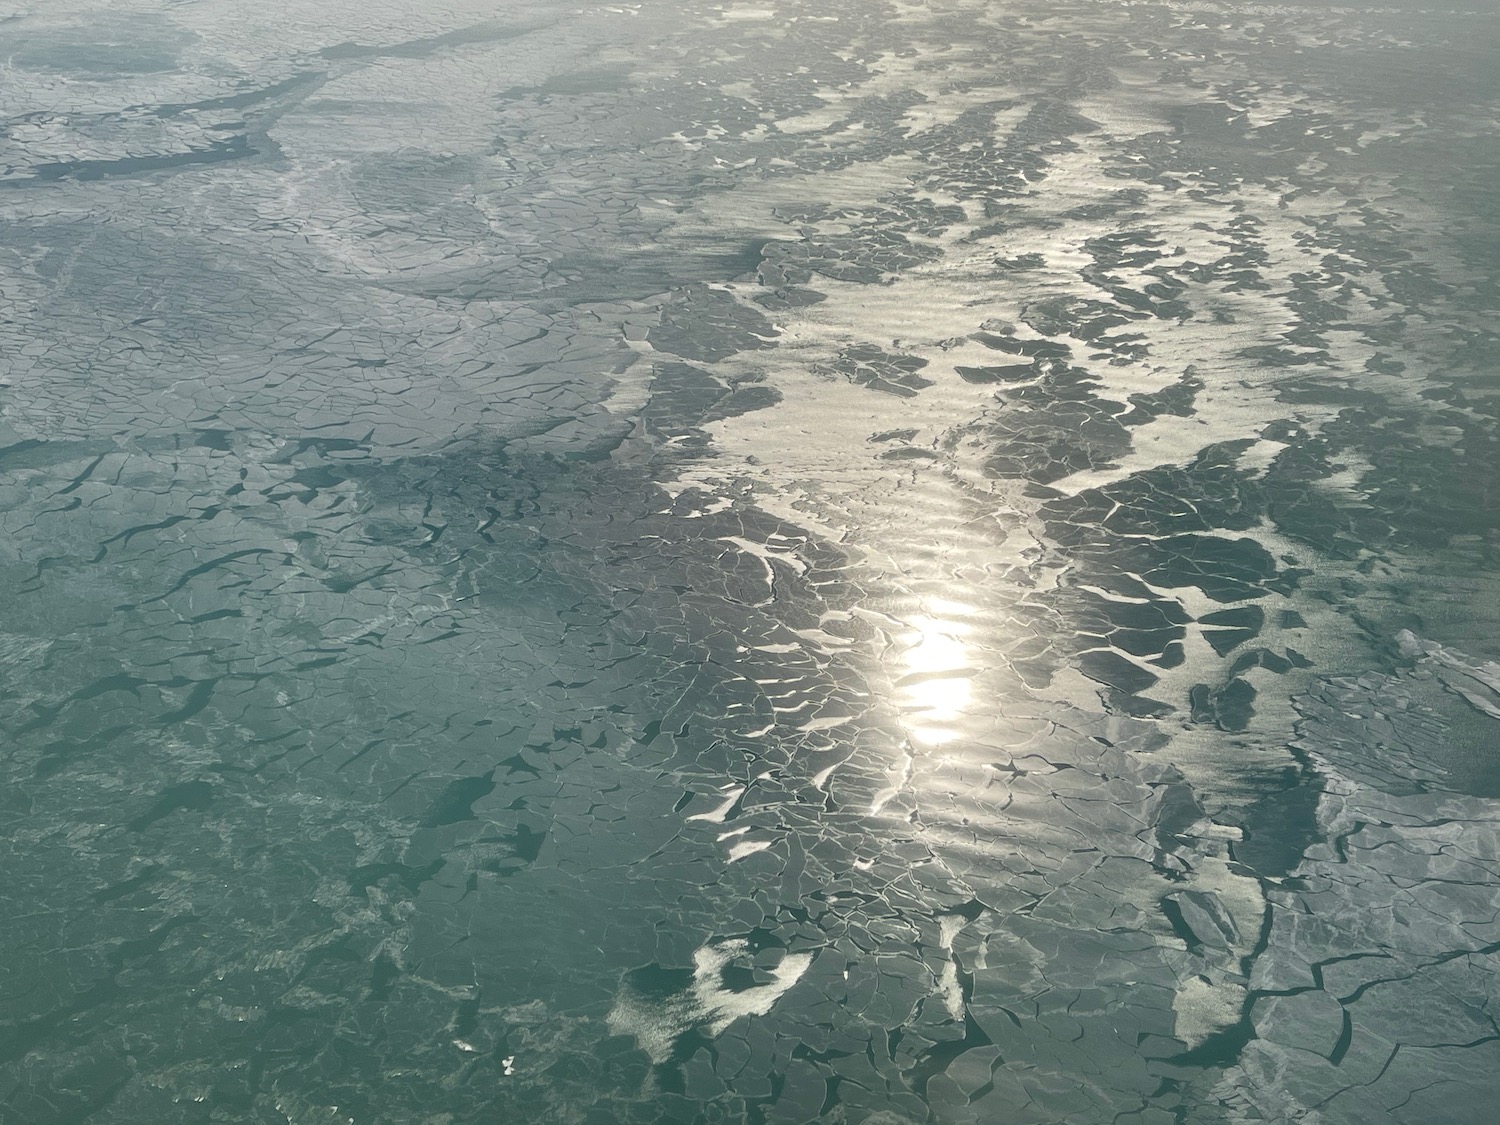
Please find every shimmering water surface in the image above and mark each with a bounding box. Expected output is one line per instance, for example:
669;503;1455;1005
2;1;1498;1122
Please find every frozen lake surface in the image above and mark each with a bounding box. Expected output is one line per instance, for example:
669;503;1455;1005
1;1;1498;1122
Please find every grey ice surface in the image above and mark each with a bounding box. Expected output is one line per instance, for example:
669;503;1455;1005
1;1;1498;1123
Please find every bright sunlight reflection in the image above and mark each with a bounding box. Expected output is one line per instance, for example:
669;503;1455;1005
895;598;977;745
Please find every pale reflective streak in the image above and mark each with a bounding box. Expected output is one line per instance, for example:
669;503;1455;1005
894;597;978;746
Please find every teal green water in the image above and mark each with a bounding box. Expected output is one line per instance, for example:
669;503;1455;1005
1;2;1498;1123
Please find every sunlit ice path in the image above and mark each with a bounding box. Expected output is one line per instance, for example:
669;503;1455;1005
1;1;1498;1123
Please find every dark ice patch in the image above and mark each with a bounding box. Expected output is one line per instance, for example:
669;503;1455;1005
419;770;496;828
817;345;933;398
649;286;779;362
128;780;214;832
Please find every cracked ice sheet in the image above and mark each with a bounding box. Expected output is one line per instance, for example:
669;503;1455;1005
1204;643;1500;1124
1;1;1499;1124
